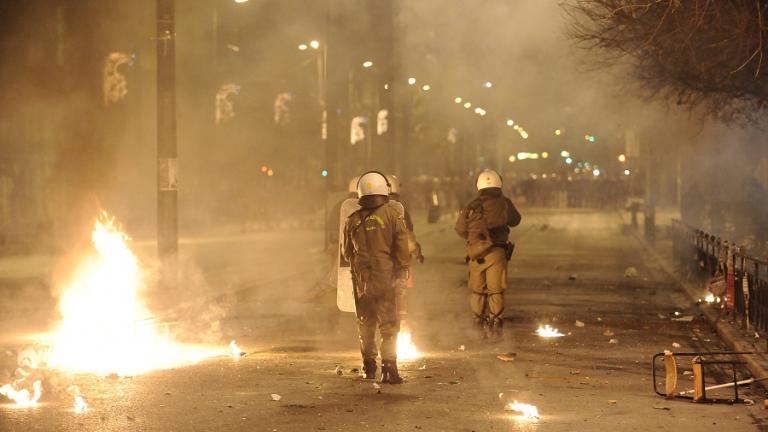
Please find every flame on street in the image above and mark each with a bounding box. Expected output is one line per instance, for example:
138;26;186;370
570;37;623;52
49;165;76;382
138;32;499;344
73;395;87;413
0;379;42;408
229;340;244;358
46;213;215;376
536;324;565;338
397;329;421;361
505;401;540;420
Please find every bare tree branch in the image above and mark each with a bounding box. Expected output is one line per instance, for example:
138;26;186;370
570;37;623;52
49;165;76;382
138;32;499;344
564;0;768;124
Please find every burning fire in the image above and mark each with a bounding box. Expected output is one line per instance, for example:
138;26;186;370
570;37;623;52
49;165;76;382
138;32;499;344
47;213;214;376
536;324;565;338
229;340;245;358
704;293;715;303
505;401;540;420
397;328;421;361
67;385;87;413
73;395;87;413
0;379;42;408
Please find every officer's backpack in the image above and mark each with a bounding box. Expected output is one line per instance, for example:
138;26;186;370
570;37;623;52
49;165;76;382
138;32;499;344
464;199;494;259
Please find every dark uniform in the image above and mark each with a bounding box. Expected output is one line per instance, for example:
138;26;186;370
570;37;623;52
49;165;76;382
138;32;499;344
455;187;521;338
344;197;410;382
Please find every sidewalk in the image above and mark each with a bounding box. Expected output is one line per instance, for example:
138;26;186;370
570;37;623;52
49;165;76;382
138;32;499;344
620;206;768;388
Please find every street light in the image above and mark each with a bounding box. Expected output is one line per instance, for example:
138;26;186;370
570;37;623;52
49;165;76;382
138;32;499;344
618;154;626;162
463;102;471;108
555;129;561;136
407;77;416;85
422;84;431;91
309;40;320;49
484;81;493;88
234;0;248;3
362;60;373;68
454;97;462;103
298;43;308;51
506;119;514;127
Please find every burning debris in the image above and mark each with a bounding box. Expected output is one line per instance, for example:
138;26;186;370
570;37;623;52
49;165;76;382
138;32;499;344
0;376;42;408
505;401;540;420
67;386;87;413
228;340;245;358
47;213;218;376
396;327;421;361
1;351;45;408
536;325;565;338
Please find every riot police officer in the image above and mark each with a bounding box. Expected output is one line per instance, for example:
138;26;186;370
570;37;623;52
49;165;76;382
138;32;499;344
343;171;411;383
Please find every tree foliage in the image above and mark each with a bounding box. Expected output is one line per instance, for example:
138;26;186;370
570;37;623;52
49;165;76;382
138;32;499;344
565;0;768;123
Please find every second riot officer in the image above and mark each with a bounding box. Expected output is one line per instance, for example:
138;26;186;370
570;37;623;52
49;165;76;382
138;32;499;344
455;169;521;341
343;171;411;383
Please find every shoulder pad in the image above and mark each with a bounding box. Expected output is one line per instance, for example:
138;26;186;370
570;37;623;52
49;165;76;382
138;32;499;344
387;201;405;217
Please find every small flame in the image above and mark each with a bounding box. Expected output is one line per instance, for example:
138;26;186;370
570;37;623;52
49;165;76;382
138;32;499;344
505;401;540;419
704;293;715;303
74;395;87;413
229;340;244;358
0;380;42;408
536;325;565;338
397;330;421;361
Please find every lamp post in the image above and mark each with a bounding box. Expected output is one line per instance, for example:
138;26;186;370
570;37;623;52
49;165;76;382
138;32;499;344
157;0;178;287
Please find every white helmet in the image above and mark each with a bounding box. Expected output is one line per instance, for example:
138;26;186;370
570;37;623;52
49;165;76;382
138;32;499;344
357;171;390;197
348;176;360;194
476;169;502;190
385;174;401;195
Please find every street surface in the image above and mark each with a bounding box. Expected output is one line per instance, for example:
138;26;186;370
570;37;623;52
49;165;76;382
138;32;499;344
1;208;766;431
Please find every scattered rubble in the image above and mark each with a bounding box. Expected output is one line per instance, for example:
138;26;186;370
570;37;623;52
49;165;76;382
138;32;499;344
624;267;638;278
270;394;281;401
497;353;517;362
575;320;585;327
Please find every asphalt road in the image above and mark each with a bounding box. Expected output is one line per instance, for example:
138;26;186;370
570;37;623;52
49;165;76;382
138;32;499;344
1;208;766;431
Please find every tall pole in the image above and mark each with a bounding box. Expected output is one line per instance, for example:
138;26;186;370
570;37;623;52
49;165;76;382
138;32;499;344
157;0;178;283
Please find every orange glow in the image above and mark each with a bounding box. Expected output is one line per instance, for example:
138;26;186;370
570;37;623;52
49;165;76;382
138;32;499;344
47;213;218;376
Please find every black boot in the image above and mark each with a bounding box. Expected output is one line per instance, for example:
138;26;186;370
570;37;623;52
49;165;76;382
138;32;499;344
489;318;503;342
473;316;488;340
380;360;404;384
362;359;377;380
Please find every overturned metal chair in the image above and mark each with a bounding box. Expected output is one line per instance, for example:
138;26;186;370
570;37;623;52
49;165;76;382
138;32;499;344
652;350;760;404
